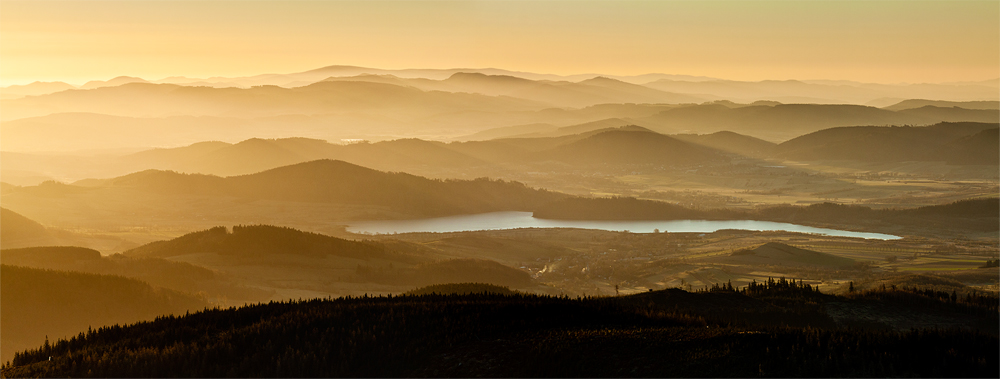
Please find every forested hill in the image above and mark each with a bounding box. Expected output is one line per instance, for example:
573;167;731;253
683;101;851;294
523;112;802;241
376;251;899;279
125;224;402;261
0;265;207;363
772;122;999;162
4;287;996;377
97;159;569;217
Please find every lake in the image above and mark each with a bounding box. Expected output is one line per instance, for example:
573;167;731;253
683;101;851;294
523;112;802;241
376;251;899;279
346;211;901;240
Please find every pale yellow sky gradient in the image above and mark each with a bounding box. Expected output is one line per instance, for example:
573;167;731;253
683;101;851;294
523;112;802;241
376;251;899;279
1;0;997;86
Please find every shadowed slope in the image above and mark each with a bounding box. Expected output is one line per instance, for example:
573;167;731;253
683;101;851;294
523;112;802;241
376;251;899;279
772;122;998;162
125;225;394;260
672;130;777;157
540;129;724;166
0;265;207;363
0;208;53;247
724;242;855;268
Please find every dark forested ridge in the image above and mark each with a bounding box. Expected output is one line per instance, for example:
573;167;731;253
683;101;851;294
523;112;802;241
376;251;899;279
124;225;399;261
4;285;996;378
534;197;1000;235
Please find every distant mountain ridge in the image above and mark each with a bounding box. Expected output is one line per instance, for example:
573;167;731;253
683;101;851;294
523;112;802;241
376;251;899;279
11;159;568;220
883;99;1000;111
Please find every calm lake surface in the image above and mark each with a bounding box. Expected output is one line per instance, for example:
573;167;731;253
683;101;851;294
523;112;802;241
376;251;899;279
346;211;901;240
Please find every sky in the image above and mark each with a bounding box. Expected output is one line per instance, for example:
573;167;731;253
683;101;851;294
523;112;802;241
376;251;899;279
1;0;998;86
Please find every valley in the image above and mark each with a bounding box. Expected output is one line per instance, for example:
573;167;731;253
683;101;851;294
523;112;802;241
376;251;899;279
1;49;997;376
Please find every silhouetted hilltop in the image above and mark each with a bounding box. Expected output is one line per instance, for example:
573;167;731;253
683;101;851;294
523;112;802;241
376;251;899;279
534;129;721;166
126;141;232;167
531;118;639;139
0;81;76;99
883;99;1000;111
0;264;207;363
672;130;777;156
181;138;316;176
81;76;149;90
772;122;998;162
105;169;227;194
223;160;564;215
125;225;396;261
725;242;855;268
0;208;53;247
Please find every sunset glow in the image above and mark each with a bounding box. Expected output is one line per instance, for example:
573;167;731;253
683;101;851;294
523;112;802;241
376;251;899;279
1;0;997;85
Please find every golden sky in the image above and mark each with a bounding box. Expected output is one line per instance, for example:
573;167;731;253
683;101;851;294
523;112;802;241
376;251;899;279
1;0;997;85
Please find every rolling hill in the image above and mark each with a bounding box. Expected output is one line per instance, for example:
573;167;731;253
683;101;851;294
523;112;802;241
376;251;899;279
895;105;1000;123
671;131;777;157
0;207;54;248
0;81;76;99
120;224;539;296
0;246;269;304
772;122;999;162
722;242;855;268
125;225;397;260
638;103;934;141
933;127;1000;165
66;159;566;218
883;99;1000;111
538;129;725;166
0;80;548;121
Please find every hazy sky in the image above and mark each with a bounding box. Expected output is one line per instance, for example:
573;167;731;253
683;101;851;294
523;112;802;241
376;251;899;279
1;0;997;85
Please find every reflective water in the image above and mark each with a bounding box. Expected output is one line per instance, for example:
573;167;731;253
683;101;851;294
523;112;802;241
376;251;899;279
346;211;901;240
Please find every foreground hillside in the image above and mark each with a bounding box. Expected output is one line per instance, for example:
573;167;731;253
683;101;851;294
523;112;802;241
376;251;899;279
0;265;207;363
4;284;996;377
